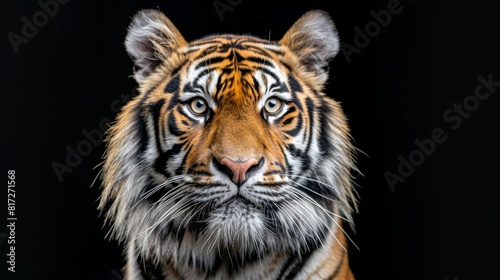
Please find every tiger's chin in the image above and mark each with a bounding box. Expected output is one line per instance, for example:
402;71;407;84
183;194;323;257
129;197;273;271
206;197;268;247
178;197;262;254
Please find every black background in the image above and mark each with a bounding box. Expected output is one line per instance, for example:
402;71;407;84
2;0;499;279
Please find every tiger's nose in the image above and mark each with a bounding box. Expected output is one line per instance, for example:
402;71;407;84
215;157;260;186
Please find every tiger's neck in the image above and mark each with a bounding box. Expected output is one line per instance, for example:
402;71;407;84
125;221;355;280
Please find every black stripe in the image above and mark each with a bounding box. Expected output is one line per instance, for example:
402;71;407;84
288;144;302;158
195;55;229;70
134;84;163;156
192;171;212;177
244;42;283;56
193;69;214;90
233;50;244;63
186;38;223;48
275;161;287;174
287;74;303;113
279;60;292;72
242;45;272;57
283;112;302;137
171;59;188;77
138;255;164;280
219;42;248;52
167;111;183;136
186;162;199;174
280;144;292;176
258;66;281;84
176;105;198;123
134;105;149;156
285;106;297;114
167;83;181;111
214;74;226;102
149;99;166;155
282;115;294;125
270;82;288;93
163;220;186;240
287;73;303;93
277;255;298;280
284;248;316;280
174;149;189;175
139;78;163;103
246;80;260;103
263;170;282;176
319;103;334;156
246;56;275;68
326;250;347;280
302;97;315;170
252;74;261;91
241;36;278;44
249;75;262;101
196;45;219;57
182;82;197;95
142;180;164;205
225;41;248;51
164;75;181;94
153;143;183;177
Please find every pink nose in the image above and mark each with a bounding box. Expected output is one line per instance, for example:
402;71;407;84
220;158;259;185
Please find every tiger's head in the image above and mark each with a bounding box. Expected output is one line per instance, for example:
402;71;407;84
99;9;358;272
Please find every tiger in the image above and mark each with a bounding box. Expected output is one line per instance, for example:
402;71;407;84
98;8;359;280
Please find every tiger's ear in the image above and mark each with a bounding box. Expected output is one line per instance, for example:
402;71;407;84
280;10;340;80
125;9;187;83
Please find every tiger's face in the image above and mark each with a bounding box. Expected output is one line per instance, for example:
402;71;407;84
99;9;357;269
163;37;291;191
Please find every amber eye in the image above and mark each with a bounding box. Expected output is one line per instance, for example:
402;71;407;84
264;97;282;114
189;98;207;114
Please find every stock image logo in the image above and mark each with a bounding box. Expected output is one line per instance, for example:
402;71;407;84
341;0;405;63
212;0;244;21
6;0;71;54
51;91;135;183
384;74;499;191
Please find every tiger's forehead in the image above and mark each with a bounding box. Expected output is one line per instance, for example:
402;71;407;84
183;35;285;57
172;35;293;103
180;35;289;75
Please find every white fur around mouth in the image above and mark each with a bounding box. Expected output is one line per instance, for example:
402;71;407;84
214;197;256;217
208;197;263;229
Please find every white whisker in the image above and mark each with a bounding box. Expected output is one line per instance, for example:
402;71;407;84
288;179;353;224
285;188;346;251
89;169;103;189
129;175;187;212
281;195;327;256
287;184;359;251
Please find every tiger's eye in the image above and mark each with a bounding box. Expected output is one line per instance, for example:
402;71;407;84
264;97;282;114
190;98;207;114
